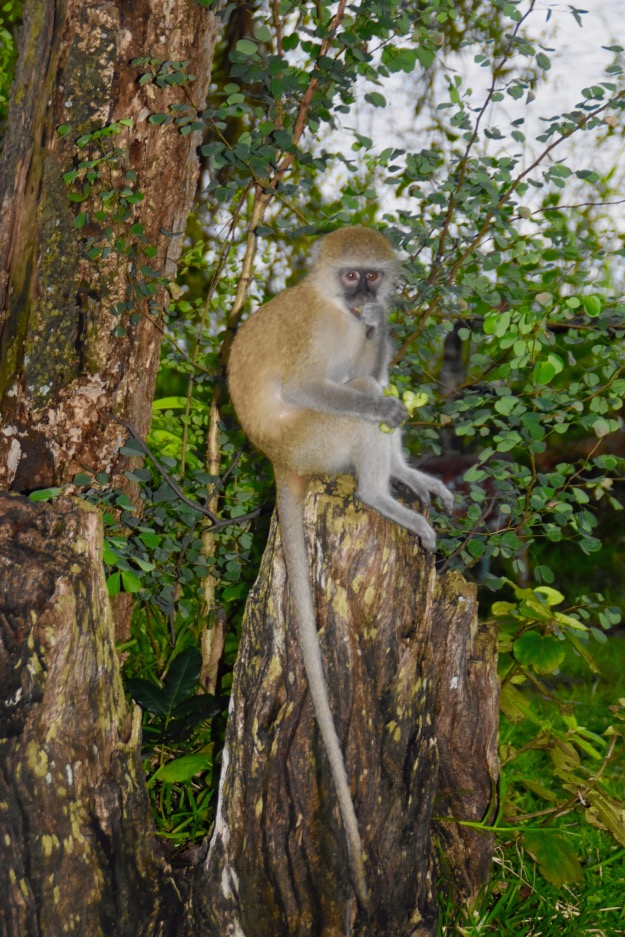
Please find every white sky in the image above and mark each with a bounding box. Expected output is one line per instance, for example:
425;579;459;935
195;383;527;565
320;1;624;218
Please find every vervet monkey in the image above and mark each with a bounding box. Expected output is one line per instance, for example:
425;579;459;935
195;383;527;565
228;226;453;911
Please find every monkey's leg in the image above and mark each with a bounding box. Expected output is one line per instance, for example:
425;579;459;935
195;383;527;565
390;435;455;514
353;429;438;552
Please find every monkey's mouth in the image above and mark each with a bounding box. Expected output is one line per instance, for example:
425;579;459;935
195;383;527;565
349;305;364;317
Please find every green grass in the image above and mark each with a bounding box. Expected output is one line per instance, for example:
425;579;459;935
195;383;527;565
439;835;625;936
439;635;625;936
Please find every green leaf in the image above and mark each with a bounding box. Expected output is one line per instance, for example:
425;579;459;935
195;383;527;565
235;38;258;57
139;531;161;549
150;753;211;785
102;545;120;566
152;396;188;410
120;439;145;456
554;611;587;632
163;647;202;709
126;677;169;715
583;294;602;317
534;586;564;607
415;46;435;68
494;395;516;416
365;91;387;108
106;572;121;596
533;353;564;385
29;487;63;502
513;632;565;674
495;431;522;452
593;417;611;438
171;694;222;722
564;632;599;673
381;47;418;74
522;831;583;885
133;557;155;572
492;601;516;616
499;683;531;724
494;309;511;337
551;738;580;773
585;790;625;846
121;570;143;593
536;52;551;70
464;464;488;483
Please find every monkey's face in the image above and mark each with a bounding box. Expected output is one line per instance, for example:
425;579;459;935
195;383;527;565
338;268;385;314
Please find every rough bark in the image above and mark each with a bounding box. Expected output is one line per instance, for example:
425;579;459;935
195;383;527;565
196;477;499;937
431;573;499;902
0;481;499;936
0;0;219;493
0;4;223;934
0;493;183;937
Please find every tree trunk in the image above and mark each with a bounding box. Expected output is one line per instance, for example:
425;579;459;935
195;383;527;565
0;481;499;936
196;478;499;937
431;573;499;903
0;493;185;937
0;3;220;933
0;0;218;495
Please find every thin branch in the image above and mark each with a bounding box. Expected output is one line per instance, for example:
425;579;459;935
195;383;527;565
438;494;498;574
219;0;350;355
526;197;625;216
426;0;537;286
395;90;625;364
109;413;262;531
110;413;220;521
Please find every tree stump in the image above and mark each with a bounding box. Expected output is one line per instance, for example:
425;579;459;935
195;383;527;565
0;494;180;937
199;477;499;936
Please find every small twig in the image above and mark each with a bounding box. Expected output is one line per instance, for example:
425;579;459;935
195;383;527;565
220;448;244;488
395;84;625;364
110;413;220;521
109;413;262;531
526;197;625;216
427;0;537;286
220;0;350;348
438;494;498;573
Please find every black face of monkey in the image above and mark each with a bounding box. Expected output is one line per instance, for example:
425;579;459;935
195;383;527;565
338;268;384;312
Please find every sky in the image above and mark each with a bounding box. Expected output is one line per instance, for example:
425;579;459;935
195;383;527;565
322;1;624;221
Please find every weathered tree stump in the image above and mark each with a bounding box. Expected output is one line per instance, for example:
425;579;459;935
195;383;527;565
0;494;181;937
0;485;499;937
199;477;499;936
431;574;499;903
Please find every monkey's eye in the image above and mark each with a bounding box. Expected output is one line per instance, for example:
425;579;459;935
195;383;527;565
343;271;359;282
366;271;380;282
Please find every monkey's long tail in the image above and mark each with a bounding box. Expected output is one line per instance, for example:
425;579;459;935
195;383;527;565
276;474;371;913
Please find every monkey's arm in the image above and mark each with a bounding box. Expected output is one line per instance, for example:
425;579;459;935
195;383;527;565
283;379;407;427
359;301;393;383
370;333;392;384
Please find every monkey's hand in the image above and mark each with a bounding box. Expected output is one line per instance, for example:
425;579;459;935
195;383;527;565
376;394;408;428
358;301;386;332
